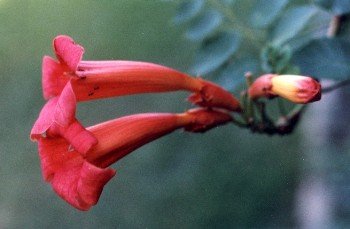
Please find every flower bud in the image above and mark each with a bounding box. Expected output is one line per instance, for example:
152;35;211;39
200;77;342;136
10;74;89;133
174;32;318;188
248;74;321;104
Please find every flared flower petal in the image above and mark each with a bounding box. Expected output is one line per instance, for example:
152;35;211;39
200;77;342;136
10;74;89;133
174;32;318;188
31;81;97;154
248;74;321;104
38;138;115;211
42;35;83;99
52;160;115;211
42;56;71;99
53;35;84;72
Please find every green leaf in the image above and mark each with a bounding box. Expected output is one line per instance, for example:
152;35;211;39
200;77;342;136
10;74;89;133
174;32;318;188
261;44;292;74
293;38;350;80
173;0;204;24
219;0;236;6
314;0;350;14
271;6;318;45
249;0;289;28
286;8;331;50
218;57;260;91
185;9;223;41
190;31;241;75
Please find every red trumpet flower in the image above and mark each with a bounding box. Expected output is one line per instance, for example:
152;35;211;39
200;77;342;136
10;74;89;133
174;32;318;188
37;108;232;210
43;35;241;112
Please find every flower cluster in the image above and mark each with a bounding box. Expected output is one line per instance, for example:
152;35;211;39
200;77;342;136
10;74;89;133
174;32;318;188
31;35;240;210
31;35;322;210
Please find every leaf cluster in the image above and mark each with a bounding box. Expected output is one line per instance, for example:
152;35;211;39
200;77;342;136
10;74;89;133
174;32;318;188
173;0;350;88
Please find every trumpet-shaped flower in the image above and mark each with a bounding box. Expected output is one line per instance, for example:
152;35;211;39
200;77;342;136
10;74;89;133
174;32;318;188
42;35;241;112
248;74;321;104
37;108;232;210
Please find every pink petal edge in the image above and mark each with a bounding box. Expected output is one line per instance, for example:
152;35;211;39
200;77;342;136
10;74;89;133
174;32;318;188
53;35;84;72
51;160;115;211
38;138;115;211
42;56;70;99
31;81;97;154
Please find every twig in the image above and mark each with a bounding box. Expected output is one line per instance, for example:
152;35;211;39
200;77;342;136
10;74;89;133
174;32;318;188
322;79;350;93
327;15;341;38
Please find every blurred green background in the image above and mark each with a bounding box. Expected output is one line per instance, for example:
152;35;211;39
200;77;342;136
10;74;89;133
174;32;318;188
1;0;349;228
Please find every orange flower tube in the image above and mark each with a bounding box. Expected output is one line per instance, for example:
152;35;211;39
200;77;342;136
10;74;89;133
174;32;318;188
43;35;241;112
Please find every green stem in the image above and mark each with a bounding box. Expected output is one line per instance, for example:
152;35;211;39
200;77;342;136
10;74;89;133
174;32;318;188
277;99;287;116
287;104;305;118
255;100;275;127
327;15;341;38
240;91;250;123
231;117;249;128
244;73;255;124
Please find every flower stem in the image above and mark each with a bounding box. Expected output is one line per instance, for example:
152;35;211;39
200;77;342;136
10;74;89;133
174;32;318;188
277;99;287;116
327;15;341;38
322;79;350;93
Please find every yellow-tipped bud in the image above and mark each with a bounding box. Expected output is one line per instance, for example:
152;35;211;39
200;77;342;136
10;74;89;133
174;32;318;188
271;75;321;103
248;74;321;104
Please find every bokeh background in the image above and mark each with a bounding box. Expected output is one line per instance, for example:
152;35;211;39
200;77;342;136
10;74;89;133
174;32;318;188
1;0;350;228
